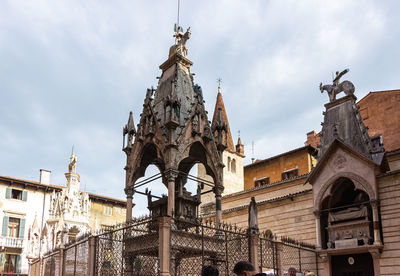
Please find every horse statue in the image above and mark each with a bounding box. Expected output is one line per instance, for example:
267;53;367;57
169;27;191;58
320;69;355;102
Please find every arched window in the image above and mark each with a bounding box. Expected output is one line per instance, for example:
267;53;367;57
227;157;231;171
231;159;236;173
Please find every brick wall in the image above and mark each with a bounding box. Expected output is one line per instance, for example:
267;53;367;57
358;90;400;152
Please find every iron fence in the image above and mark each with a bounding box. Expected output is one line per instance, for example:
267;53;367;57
29;217;318;276
171;218;249;275
260;235;318;276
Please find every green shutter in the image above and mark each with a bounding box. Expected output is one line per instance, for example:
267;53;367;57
22;190;27;201
5;188;11;199
16;255;21;273
2;216;9;236
19;218;25;238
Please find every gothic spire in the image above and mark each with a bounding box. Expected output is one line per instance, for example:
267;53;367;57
211;86;235;152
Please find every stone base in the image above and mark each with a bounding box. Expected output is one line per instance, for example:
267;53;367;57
335;238;358;249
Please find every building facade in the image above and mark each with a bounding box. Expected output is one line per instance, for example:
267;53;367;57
0;154;127;274
203;87;400;275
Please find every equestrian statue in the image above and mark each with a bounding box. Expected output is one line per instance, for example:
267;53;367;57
320;69;355;102
169;26;191;58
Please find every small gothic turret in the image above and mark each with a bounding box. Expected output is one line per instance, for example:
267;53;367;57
123;111;136;153
236;136;244;155
213;107;228;152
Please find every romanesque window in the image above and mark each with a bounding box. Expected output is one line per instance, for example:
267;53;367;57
231;159;236;173
227;157;231;171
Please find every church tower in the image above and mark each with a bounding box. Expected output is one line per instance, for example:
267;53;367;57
198;85;244;210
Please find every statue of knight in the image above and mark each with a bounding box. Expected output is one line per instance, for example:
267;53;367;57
320;68;355;102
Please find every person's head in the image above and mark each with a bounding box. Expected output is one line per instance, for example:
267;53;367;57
233;261;256;276
288;267;297;276
305;272;315;276
202;265;219;276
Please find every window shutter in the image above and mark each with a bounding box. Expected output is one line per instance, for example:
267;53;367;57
19;218;26;238
16;255;21;272
5;188;11;199
2;216;9;236
22;190;28;201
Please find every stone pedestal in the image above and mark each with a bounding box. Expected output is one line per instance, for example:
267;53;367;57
249;234;260;272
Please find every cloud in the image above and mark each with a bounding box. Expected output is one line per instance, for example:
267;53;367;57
0;0;399;210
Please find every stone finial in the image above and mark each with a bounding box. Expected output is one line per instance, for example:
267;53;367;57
123;111;136;151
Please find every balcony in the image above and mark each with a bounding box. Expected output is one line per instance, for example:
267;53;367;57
0;236;24;248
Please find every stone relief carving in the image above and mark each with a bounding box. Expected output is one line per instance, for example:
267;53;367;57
333;154;347;169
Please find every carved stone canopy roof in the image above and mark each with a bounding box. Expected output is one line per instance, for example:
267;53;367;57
125;32;224;190
318;95;373;161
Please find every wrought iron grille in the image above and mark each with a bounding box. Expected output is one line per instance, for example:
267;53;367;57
259;238;276;273
171;218;249;276
274;239;317;275
63;238;89;276
42;252;60;276
95;217;158;276
29;216;318;276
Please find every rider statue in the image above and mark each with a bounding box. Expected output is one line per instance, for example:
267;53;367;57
320;68;355;102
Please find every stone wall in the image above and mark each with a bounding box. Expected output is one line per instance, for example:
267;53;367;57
377;170;400;275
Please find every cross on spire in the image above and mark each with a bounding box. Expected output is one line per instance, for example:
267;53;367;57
217;78;222;88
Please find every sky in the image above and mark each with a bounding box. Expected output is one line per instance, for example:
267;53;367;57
1;0;399;215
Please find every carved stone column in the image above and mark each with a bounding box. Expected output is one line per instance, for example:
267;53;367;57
87;236;96;276
371;200;382;245
58;245;65;276
369;248;381;276
318;253;331;276
275;242;283;276
214;184;224;227
249;234;260;272
167;171;178;217
125;187;134;222
158;216;172;276
314;210;322;250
